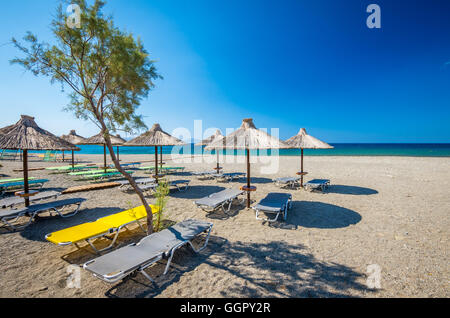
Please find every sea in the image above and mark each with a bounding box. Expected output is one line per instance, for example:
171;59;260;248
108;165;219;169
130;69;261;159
14;143;450;157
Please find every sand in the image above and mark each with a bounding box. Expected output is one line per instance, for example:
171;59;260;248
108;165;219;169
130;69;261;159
0;154;448;298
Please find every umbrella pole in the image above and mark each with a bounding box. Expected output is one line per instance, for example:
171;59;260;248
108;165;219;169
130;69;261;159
155;146;158;178
117;146;120;162
62;151;65;162
246;148;251;209
71;150;74;169
160;146;163;169
301;148;304;188
103;144;107;173
216;148;220;171
23;149;30;207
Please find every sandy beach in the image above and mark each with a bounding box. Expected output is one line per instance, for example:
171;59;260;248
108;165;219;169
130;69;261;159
0;154;448;298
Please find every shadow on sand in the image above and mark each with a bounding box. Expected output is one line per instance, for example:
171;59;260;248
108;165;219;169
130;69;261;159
267;201;362;230
326;185;378;195
104;236;373;298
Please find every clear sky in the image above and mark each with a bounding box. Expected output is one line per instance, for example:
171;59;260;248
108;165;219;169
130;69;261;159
0;0;449;143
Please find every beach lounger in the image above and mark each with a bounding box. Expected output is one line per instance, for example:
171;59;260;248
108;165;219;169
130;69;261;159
304;179;331;192
141;180;190;194
117;178;156;192
274;177;301;189
253;193;292;223
82;171;134;181
0;198;86;231
0;179;49;195
194;188;244;213
0;191;61;209
0;177;36;184
46;205;160;253
192;171;216;180
118;162;142;169
213;172;246;182
83;219;213;283
69;169;117;176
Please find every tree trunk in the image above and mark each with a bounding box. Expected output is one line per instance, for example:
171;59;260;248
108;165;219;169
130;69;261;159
102;127;154;234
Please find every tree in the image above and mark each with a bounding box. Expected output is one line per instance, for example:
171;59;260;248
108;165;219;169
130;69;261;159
11;0;162;233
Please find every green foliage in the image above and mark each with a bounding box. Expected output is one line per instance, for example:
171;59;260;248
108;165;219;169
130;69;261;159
153;178;170;232
10;0;162;134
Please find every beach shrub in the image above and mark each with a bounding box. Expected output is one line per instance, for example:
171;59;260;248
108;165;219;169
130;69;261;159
153;179;170;232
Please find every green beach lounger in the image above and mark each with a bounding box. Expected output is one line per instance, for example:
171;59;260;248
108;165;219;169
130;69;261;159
0;177;37;184
69;169;117;176
82;171;134;181
0;179;49;195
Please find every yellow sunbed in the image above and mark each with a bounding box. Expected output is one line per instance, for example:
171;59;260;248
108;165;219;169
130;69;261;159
45;205;160;253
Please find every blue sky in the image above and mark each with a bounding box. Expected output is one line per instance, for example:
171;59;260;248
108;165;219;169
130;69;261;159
0;0;449;143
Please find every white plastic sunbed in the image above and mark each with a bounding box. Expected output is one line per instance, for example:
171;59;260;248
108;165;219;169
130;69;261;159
0;191;61;209
194;188;245;213
304;179;331;192
0;198;86;232
253;193;292;223
83;219;213;284
274;177;301;189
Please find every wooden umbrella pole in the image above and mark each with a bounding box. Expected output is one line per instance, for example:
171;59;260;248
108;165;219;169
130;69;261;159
62;151;65;162
301;148;304;187
23;149;30;207
160;146;163;168
246;148;251;208
155;146;158;178
71;150;74;169
117;146;120;162
103;144;107;173
216;149;220;171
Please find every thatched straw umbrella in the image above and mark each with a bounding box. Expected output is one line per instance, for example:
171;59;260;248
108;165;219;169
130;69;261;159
0;115;79;206
285;128;334;187
206;118;290;208
196;129;224;172
81;133;126;172
61;130;87;165
124;124;185;178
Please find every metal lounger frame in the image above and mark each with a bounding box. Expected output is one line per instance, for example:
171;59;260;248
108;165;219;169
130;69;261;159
305;180;331;192
275;178;301;189
196;192;245;214
46;218;147;254
253;195;293;223
0;180;47;196
83;222;213;284
1;199;85;232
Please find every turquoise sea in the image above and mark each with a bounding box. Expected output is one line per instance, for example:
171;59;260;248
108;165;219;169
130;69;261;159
19;143;450;157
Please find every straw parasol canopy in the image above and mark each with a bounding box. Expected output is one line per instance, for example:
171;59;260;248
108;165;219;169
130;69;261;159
206;119;290;150
195;129;223;146
0;115;80;206
61;130;87;145
81;132;126;170
285;128;334;187
83;132;126;146
206;118;290;208
196;129;224;171
0;115;80;151
125;124;185;177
